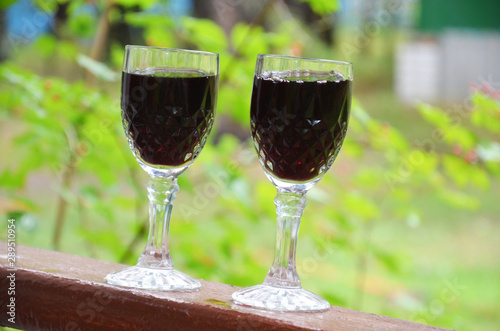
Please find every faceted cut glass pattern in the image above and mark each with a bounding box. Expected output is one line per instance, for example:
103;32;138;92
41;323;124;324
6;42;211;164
121;72;217;167
252;110;348;182
123;105;214;166
250;76;351;182
232;284;329;311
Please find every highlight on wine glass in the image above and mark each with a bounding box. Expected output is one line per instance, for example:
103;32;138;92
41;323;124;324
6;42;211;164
106;45;219;290
232;54;352;311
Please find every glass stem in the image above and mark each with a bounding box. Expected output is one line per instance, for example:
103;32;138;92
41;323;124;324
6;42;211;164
137;175;179;269
264;189;307;288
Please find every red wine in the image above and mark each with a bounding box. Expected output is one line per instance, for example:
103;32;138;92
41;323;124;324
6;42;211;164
251;71;351;182
121;69;217;166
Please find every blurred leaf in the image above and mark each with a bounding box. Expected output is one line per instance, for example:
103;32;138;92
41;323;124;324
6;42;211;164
368;121;409;152
411;149;438;175
352;168;384;189
468;165;490;190
485;160;500;178
442;125;477;149
218;80;253;125
110;42;125;69
342;139;363;158
299;0;340;15
267;31;293;49
438;189;480;210
442;154;489;190
124;12;174;27
0;0;16;9
418;103;450;128
342;191;380;220
372;246;401;273
33;35;57;58
254;180;276;217
442;155;469;188
181;17;228;53
471;93;500;133
231;23;269;58
58;41;79;60
68;11;97;38
76;54;120;82
351;98;371;126
114;0;157;8
0;168;28;189
79;227;123;250
146;29;176;48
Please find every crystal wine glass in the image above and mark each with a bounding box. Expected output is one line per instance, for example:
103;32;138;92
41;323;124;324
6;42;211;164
106;46;218;290
232;54;352;310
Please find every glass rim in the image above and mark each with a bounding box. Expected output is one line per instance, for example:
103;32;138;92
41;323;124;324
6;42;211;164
125;45;219;57
257;53;352;67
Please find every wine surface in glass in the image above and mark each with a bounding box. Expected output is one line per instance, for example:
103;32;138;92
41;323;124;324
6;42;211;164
251;70;352;182
122;69;217;166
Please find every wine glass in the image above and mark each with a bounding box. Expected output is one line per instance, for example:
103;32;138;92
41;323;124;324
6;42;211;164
232;54;352;311
106;46;218;290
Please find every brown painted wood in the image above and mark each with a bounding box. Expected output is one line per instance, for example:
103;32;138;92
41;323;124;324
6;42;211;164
0;243;452;331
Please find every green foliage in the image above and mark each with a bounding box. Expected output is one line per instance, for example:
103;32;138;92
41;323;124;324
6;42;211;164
68;11;98;38
1;1;499;330
471;93;500;133
181;17;227;53
299;0;340;15
0;0;17;9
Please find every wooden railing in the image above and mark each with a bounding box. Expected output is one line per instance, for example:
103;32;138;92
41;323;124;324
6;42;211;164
0;242;451;331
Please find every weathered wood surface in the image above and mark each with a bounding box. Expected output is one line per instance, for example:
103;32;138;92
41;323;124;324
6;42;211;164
0;243;452;330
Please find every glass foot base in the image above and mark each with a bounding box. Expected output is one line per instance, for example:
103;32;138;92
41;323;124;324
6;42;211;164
106;266;201;291
232;284;330;311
